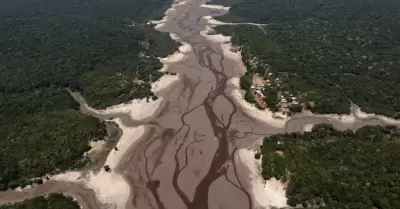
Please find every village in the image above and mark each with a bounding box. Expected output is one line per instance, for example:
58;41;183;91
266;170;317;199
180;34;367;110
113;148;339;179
249;73;303;115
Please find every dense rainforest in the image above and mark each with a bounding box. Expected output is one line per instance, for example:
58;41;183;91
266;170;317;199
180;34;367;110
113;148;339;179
261;124;400;208
0;0;176;191
1;0;177;108
0;194;80;209
214;0;400;117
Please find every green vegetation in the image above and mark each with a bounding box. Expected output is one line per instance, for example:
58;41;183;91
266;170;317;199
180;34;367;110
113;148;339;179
261;124;400;208
0;194;80;209
214;0;400;116
216;2;400;207
1;0;176;108
0;0;175;190
0;88;106;190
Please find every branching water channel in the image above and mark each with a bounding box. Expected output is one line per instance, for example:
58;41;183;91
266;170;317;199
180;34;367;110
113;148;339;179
1;0;400;209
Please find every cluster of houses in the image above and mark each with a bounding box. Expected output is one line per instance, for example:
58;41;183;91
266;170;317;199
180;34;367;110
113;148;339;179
280;92;299;108
253;91;267;108
249;73;300;111
250;76;267;108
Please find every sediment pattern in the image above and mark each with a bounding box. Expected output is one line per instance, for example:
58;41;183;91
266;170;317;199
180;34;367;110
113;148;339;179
1;0;400;209
109;0;400;208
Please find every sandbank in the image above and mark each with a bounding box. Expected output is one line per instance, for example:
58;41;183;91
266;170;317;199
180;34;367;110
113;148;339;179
237;149;287;209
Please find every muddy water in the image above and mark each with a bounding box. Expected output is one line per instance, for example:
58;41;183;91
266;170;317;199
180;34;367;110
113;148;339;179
1;0;400;208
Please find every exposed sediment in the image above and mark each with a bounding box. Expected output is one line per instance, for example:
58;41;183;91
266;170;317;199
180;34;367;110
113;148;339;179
97;0;400;208
1;0;400;208
0;181;103;209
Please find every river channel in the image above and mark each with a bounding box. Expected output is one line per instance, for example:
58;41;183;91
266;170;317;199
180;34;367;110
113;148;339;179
1;0;400;209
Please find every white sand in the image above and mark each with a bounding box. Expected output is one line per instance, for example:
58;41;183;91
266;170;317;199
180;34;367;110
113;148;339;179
85;171;130;209
263;178;288;208
301;104;400;125
305;112;356;124
199;26;214;36
204;13;268;27
159;51;187;64
221;43;243;66
353;105;400;125
48;120;146;209
200;4;230;11
169;33;181;41
73;96;162;123
151;74;180;97
49;170;130;209
204;16;227;26
14;186;28;192
104;120;145;170
88;140;106;154
106;99;162;121
51;172;82;183
83;108;156;208
338;114;356;123
204;33;231;43
178;42;192;53
303;124;314;132
237;149;287;209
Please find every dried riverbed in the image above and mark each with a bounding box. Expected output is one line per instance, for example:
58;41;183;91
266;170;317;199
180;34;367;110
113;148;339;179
1;0;400;208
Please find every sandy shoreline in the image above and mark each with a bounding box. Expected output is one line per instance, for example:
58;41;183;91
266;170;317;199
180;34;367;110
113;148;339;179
236;149;288;208
77;75;183;208
43;121;146;209
3;0;400;208
149;1;291;207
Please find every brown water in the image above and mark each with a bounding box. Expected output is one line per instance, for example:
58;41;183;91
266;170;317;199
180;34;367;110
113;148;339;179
1;0;400;208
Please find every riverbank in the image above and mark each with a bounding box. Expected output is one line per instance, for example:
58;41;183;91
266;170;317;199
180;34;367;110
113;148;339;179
2;0;400;208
